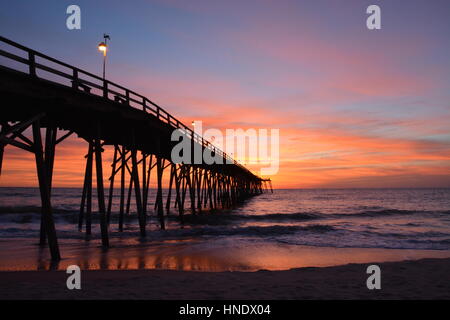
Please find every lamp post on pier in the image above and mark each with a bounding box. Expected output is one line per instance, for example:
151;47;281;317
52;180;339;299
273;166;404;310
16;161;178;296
98;34;110;80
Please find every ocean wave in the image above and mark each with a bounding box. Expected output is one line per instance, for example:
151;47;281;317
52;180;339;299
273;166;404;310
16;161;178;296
248;212;320;221
0;228;86;239
407;238;450;245
0;206;42;214
147;224;336;238
341;208;418;217
1;206;448;226
179;212;319;225
0;206;76;214
329;208;450;218
0;223;336;240
175;208;450;224
360;229;450;238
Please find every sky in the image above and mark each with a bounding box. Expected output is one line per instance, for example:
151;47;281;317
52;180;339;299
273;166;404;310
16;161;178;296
0;0;449;188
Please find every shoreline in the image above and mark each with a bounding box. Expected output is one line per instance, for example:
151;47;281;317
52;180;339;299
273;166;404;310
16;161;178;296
1;257;450;299
2;238;450;272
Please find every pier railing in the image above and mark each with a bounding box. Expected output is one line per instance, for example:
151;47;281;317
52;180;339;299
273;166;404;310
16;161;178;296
0;35;256;177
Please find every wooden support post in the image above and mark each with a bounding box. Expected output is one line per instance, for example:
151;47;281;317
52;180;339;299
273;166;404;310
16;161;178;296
78;143;94;235
143;154;153;214
207;171;213;210
226;176;231;208
173;164;181;208
39;126;57;245
94;136;109;247
106;145;118;224
156;156;166;229
217;175;222;208
202;170;209;208
218;175;224;208
186;166;196;214
79;153;88;231
173;165;184;222
0;122;4;177
230;177;236;205
212;172;217;209
32;121;60;261
181;167;187;212
141;152;147;215
131;149;146;237
200;170;205;207
222;176;227;208
0;142;3;177
226;177;231;207
222;175;227;208
118;146;126;231
166;163;175;214
126;175;133;214
44;127;57;189
196;168;202;211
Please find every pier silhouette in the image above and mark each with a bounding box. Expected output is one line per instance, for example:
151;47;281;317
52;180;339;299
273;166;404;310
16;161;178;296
0;36;272;260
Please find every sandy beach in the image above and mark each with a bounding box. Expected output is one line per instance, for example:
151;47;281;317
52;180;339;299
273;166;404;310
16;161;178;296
1;257;449;300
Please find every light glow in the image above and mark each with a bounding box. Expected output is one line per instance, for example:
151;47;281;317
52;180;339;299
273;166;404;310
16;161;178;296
98;42;107;55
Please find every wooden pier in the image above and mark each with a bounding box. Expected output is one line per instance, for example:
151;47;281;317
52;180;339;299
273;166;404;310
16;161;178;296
0;36;272;260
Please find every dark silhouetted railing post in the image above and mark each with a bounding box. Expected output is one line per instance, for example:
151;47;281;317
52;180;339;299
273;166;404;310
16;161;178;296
103;80;108;98
28;52;36;77
72;69;78;89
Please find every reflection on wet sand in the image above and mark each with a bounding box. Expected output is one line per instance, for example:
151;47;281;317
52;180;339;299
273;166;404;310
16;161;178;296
36;247;248;272
3;238;450;272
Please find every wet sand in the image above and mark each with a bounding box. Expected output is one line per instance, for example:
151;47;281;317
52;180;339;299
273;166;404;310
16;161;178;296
1;258;449;299
2;238;450;272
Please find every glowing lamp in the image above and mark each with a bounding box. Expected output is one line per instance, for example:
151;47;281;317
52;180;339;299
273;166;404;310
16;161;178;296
98;42;107;55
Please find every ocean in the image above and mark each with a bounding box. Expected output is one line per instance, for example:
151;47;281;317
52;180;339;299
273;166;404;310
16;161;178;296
1;187;450;271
